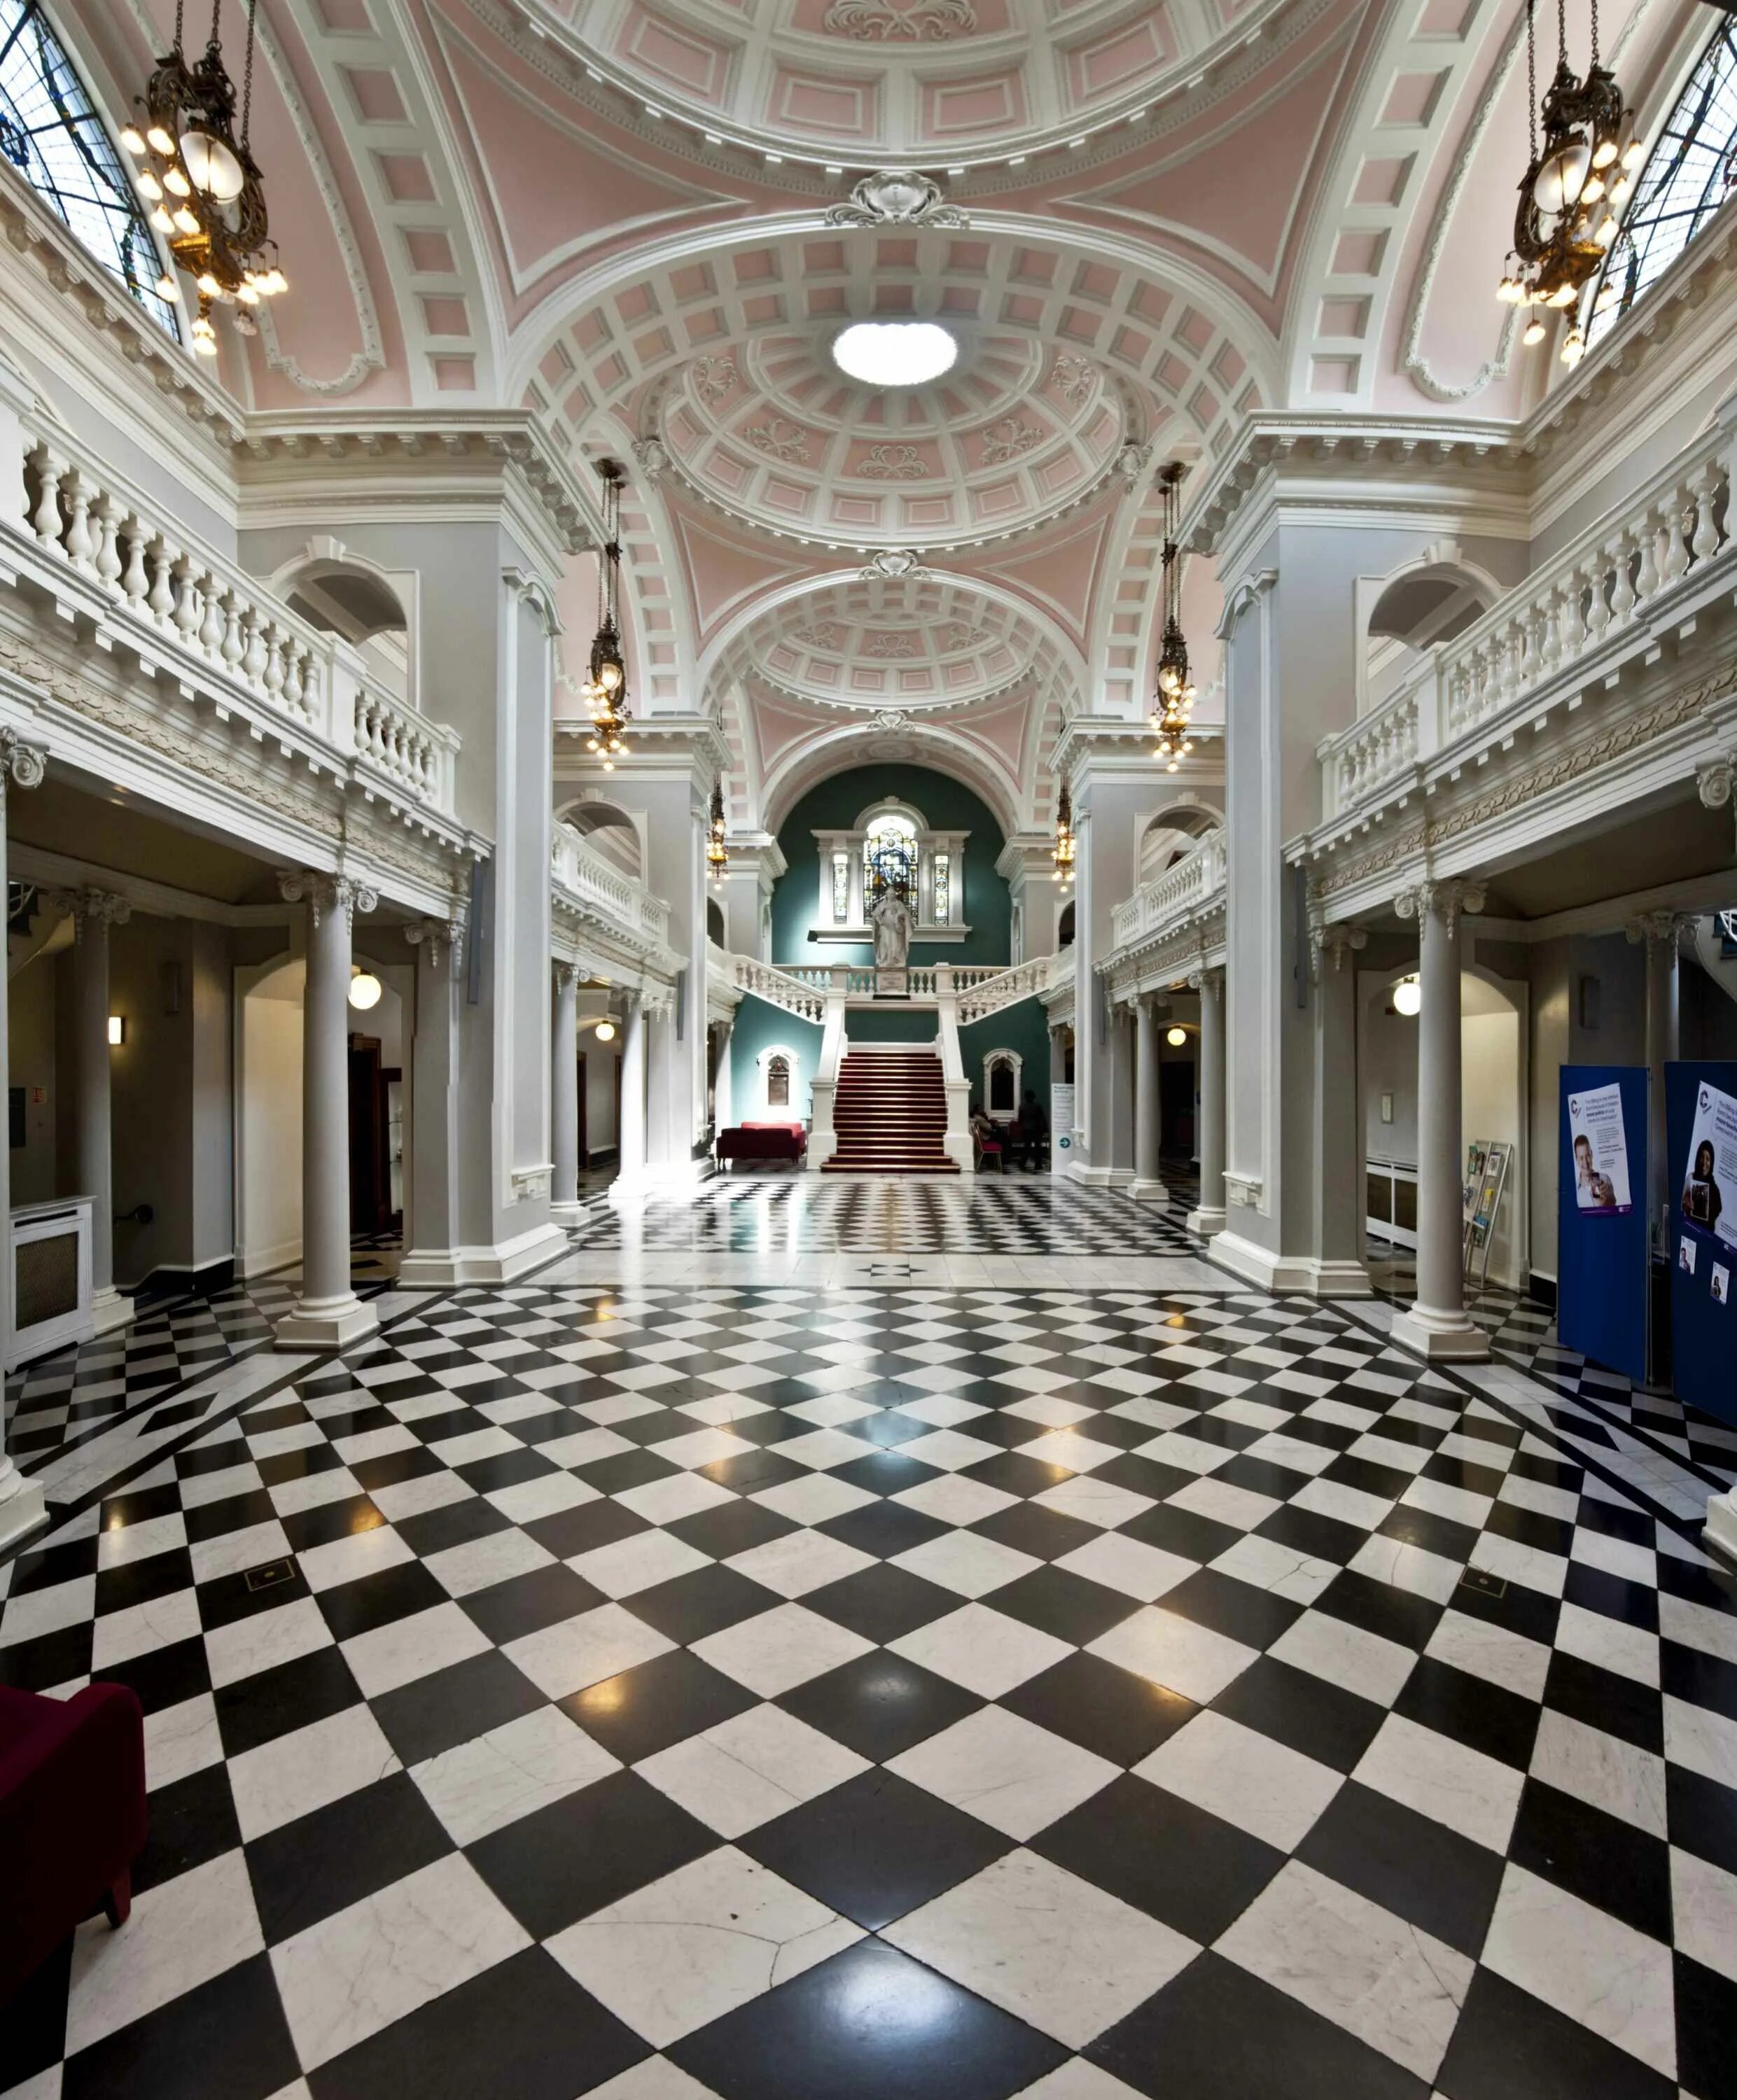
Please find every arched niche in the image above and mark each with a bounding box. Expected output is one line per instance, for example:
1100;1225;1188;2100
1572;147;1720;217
1356;554;1500;718
558;797;646;883
1138;802;1222;884
273;545;416;704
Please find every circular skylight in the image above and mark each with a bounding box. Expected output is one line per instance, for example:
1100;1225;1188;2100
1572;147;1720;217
832;321;957;388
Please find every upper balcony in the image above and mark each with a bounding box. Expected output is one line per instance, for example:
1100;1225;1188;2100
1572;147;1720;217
551;820;674;969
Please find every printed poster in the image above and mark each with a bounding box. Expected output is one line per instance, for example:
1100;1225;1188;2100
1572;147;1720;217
1568;1082;1632;1215
1051;1083;1074;1156
1713;1264;1731;1308
1680;1082;1737;1251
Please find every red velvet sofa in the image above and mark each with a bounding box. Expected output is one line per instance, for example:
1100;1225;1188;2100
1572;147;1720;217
715;1120;808;1169
0;1682;147;1999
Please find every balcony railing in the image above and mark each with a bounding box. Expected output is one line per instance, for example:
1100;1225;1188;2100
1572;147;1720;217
3;405;459;818
552;823;671;951
1317;412;1736;825
1109;833;1227;951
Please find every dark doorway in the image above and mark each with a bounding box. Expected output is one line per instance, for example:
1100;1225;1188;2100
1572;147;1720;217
347;1035;397;1233
576;1050;589;1167
1160;1058;1195;1158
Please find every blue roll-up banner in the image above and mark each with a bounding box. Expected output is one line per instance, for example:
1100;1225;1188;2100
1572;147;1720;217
1559;1065;1649;1387
1667;1061;1737;1427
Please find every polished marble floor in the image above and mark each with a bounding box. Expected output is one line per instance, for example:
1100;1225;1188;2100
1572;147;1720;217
2;1182;1736;2100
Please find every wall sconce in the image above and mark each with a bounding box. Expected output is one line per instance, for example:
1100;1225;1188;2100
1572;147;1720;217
108;1015;126;1046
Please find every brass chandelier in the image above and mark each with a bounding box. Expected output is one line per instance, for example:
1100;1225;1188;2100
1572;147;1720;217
1152;462;1196;773
583;463;632;770
1051;782;1076;885
707;778;729;879
1496;0;1640;365
120;0;286;357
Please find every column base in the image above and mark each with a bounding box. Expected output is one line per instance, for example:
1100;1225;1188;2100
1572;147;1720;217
1185;1205;1227;1238
550;1201;587;1230
1067;1161;1133;1191
273;1294;380;1352
398;1223;571;1288
1390;1303;1491;1362
1704;1488;1737;1568
90;1287;134;1340
610;1158;713;1203
1129;1177;1169;1205
0;1458;48;1558
804;1130;837;1172
1294;1256;1374;1300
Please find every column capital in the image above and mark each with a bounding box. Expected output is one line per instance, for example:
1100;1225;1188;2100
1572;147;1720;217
0;727;47;796
1395;878;1484;939
277;869;378;928
1624;909;1688;951
1309;922;1367;977
1697;754;1735;811
1187;962;1226;993
552;960;579;992
403;913;466;971
43;886;132;932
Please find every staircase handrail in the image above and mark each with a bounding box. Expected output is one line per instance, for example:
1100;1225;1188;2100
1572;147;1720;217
956;953;1054;1023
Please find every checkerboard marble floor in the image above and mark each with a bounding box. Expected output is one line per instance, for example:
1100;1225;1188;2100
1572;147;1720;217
4;1231;1737;2097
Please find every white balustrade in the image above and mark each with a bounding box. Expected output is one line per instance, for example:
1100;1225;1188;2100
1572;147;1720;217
1318;418;1736;825
1108;834;1227;954
956;953;1056;1023
552;822;672;952
8;415;461;818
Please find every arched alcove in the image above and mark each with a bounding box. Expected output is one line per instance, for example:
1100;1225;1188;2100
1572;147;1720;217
559;800;646;882
279;552;414;703
1360;559;1498;717
1138;804;1221;884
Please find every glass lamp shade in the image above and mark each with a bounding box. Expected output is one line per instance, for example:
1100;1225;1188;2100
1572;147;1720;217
348;969;383;1011
179;127;246;202
1166;1025;1187;1047
594;1020;616;1042
1533;139;1592;216
1393;976;1423;1017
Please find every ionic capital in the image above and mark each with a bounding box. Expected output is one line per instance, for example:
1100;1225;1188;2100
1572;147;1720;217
277;869;379;930
1395;878;1484;939
403;913;466;972
43;886;132;934
1624;910;1687;952
0;727;47;797
1310;921;1368;977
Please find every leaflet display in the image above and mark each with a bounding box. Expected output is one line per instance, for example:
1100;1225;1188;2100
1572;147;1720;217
1667;1063;1737;1426
1558;1067;1649;1387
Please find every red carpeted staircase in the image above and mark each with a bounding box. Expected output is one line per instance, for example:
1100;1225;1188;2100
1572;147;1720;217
823;1049;959;1173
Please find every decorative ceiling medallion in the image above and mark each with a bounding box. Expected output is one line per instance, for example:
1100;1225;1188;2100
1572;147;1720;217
822;0;977;40
864;634;919;657
858;442;929;479
938;622;991;650
1050;355;1096;406
871;708;914;731
860;549;930;578
631;432;669;482
690;356;739;405
825;170;968;230
1115;440;1153;488
745;416;811;463
980;417;1042;465
790;621;846;649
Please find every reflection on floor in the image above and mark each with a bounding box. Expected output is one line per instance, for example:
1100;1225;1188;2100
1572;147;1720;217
4;1238;403;1473
0;1182;1734;2100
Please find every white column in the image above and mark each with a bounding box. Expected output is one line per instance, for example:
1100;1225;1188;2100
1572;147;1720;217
552;963;581;1224
0;730;48;1556
274;872;380;1350
1131;994;1166;1203
50;888;133;1338
1708;1486;1737;1567
617;993;648;1186
1187;966;1227;1237
398;915;464;1288
713;1018;734;1131
1309;925;1373;1297
1627;912;1680;1254
1393;881;1489;1361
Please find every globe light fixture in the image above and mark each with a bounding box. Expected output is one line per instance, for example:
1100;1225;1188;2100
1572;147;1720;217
583;463;632;769
348;968;382;1011
1495;0;1637;365
122;0;288;354
594;1019;617;1043
1166;1025;1187;1048
1393;975;1423;1017
832;320;957;388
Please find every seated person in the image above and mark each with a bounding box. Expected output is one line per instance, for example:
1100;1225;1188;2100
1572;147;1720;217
1013;1087;1048;1169
968;1098;998;1167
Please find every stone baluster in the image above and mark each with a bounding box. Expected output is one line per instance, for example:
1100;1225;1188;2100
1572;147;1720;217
1558;569;1586;659
1660;492;1690;587
1632;507;1661;603
242;609;269;688
62;470;95;573
1607;533;1636;625
220;589;247;676
147;540;177;626
197;572;225;657
172;556;202;647
263;630;286;706
92;494;123;594
1689;465;1722;565
283;642;306;716
120;517;150;610
29;446;66;548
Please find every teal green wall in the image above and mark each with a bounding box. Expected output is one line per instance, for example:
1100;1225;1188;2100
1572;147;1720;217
960;997;1053;1117
772;765;1011;968
725;993;823;1123
847;1009;939;1046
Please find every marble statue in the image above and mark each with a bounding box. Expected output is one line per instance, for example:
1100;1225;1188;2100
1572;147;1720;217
870;887;914;972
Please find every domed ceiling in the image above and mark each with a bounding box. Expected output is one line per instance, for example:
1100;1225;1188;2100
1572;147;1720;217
656;328;1127;545
522;0;1298;166
725;575;1052;707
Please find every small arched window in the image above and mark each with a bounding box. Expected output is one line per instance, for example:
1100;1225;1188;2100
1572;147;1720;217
766;1054;790;1109
1586;18;1737;347
0;2;177;336
1059;902;1075;948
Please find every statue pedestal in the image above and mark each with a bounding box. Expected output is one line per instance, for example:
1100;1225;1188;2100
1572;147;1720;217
876;966;909;999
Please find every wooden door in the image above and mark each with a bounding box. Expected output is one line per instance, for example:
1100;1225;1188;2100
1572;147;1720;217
347;1035;390;1233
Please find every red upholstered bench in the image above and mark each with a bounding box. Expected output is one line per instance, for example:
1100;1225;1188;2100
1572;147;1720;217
0;1681;147;1999
716;1121;808;1169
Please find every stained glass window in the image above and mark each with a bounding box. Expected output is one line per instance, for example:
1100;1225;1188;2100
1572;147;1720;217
863;814;917;906
932;852;950;926
1586;18;1737;348
831;850;851;924
0;1;177;335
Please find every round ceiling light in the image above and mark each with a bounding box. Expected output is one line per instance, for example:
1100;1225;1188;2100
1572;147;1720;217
348;968;382;1012
1393;976;1423;1017
832;321;957;388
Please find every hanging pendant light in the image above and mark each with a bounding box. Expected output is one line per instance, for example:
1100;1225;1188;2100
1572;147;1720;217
122;0;288;354
1051;781;1076;885
707;777;729;879
583;463;632;770
1152;463;1196;774
1496;0;1638;364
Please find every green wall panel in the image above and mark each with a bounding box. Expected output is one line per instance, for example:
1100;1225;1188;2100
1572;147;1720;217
724;993;823;1124
772;764;1011;969
959;997;1054;1117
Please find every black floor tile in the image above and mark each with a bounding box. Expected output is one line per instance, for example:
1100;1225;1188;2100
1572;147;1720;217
624;1564;784;1644
1393;1656;1540;1770
211;1642;364;1758
669;1937;1068;2100
132;1763;242;1896
561;1648;759;1762
314;1558;449;1642
60;1950;300;2100
803;1563;960;1644
246;1770;454;1943
1161;1567;1304;1651
460;1564;605;1645
1000;1653;1197;1768
1211;1656;1388;1772
777;1652;983;1762
1676;1949;1737;2100
1435;1966;1675;2100
1507;1777;1673;1942
1297;1779;1505;1958
745;1768;1012;1929
990;1564;1140;1646
368;1648;544;1767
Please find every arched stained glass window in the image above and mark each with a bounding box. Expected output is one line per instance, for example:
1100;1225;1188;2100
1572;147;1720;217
0;1;178;335
1586;17;1737;347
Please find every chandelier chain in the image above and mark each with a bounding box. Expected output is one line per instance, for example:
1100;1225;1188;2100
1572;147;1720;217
241;0;258;148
